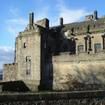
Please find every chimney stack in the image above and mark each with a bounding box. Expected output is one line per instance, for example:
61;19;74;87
29;12;34;29
93;10;98;20
60;17;63;26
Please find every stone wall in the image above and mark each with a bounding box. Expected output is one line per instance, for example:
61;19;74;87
75;33;103;54
62;17;105;35
0;91;105;105
53;52;105;62
53;53;105;90
36;18;49;28
15;30;41;91
3;63;17;81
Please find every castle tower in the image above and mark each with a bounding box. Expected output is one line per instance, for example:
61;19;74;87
15;13;41;91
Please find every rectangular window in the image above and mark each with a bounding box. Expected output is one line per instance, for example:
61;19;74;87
78;45;84;53
102;36;105;49
94;43;101;53
26;56;31;75
23;42;27;48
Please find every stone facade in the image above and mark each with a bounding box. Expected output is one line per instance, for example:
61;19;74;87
3;10;105;91
3;13;48;91
15;30;41;91
52;11;105;91
53;53;105;90
0;91;105;105
3;63;17;81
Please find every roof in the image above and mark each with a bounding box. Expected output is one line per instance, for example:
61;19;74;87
51;17;105;35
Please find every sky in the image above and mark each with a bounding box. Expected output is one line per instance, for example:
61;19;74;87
0;0;105;70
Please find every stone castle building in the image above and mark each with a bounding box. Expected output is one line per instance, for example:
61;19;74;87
3;11;105;91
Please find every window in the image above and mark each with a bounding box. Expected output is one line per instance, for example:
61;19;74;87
78;45;84;53
94;43;101;53
26;70;30;75
26;56;31;75
102;36;105;49
23;42;27;48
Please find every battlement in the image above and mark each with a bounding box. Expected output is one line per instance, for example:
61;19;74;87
4;63;17;66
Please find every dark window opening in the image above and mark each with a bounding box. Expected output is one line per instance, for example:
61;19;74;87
26;56;31;75
102;36;105;49
88;37;92;51
69;39;76;54
23;42;27;48
84;37;88;52
26;69;31;75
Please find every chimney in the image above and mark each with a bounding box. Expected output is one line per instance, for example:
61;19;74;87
29;12;34;28
93;10;98;20
60;17;63;26
36;18;49;29
45;19;49;29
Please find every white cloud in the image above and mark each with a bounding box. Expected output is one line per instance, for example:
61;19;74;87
0;46;14;70
59;7;89;24
57;1;89;24
34;6;50;21
7;18;27;25
6;7;50;36
0;46;14;52
6;8;28;36
6;18;27;36
9;8;19;17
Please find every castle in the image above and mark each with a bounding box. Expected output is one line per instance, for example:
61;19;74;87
2;10;105;92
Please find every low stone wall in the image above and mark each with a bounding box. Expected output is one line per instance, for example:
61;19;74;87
53;52;105;62
53;53;105;90
0;90;105;105
3;63;18;81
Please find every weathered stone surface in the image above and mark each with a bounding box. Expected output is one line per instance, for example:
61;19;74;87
3;63;17;81
15;30;41;91
53;53;105;90
0;91;105;105
3;11;105;92
36;18;49;28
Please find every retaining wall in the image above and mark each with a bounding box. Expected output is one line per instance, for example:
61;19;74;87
0;90;105;105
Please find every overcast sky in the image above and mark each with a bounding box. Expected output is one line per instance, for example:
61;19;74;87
0;0;105;70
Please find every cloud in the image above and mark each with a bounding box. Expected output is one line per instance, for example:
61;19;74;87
57;0;89;24
59;7;89;24
0;46;14;70
6;18;27;36
6;7;49;36
7;18;27;25
9;8;19;17
34;6;50;21
6;8;28;36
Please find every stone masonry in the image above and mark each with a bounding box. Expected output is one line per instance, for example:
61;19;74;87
3;13;48;91
3;10;105;91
